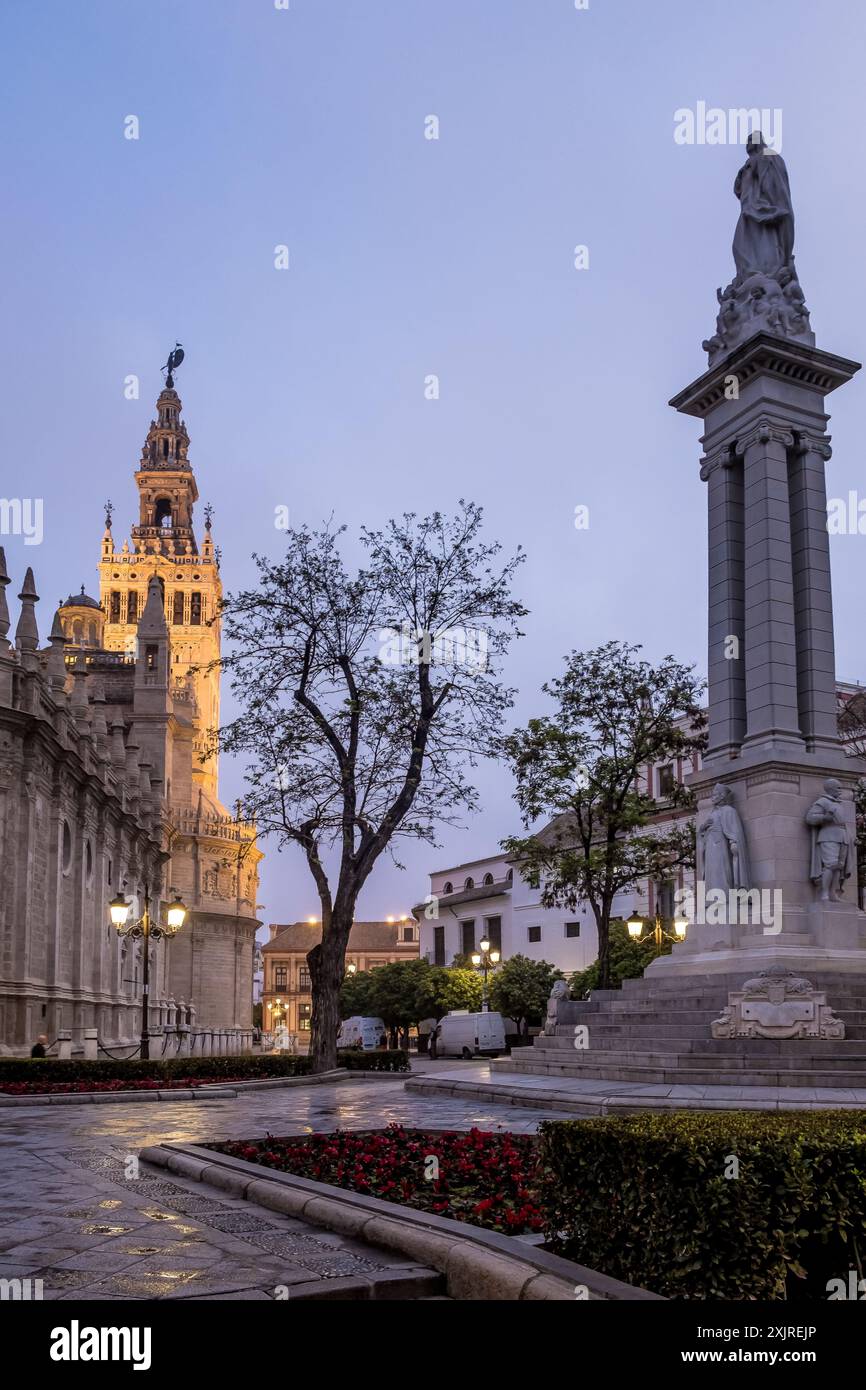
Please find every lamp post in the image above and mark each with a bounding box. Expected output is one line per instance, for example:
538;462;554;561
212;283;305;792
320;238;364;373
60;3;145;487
626;908;687;959
470;937;500;1012
109;886;187;1060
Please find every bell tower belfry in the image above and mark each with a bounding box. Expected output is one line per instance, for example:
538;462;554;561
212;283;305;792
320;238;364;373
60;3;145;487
98;352;222;798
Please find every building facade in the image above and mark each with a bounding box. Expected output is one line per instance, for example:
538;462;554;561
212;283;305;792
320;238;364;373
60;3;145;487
0;372;262;1054
262;919;420;1040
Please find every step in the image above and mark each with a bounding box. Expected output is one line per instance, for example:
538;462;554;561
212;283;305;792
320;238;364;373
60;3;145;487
495;1058;866;1087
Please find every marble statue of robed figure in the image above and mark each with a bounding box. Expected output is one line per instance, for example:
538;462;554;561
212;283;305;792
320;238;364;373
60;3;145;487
732;133;794;279
697;783;751;893
702;132;813;365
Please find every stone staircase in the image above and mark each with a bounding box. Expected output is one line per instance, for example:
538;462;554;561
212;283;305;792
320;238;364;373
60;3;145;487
491;973;866;1088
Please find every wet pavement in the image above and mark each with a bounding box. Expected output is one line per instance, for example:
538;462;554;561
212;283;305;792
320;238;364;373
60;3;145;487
0;1070;569;1300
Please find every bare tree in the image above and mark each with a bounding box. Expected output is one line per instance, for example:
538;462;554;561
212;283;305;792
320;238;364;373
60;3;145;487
215;503;525;1070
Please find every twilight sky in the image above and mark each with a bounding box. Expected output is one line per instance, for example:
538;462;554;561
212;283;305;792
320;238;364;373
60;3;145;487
2;0;865;934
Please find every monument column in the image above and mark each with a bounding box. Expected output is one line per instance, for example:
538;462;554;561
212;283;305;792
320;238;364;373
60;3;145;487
647;133;866;979
788;432;838;752
703;448;745;760
740;420;803;752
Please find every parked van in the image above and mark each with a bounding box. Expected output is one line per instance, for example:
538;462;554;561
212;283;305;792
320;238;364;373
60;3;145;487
337;1016;387;1051
435;1010;506;1059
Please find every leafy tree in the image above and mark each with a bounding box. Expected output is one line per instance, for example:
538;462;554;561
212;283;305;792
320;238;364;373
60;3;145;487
503;642;705;990
339;969;379;1020
488;954;563;1035
363;959;433;1047
217;504;525;1070
568;917;673;997
417;966;483;1020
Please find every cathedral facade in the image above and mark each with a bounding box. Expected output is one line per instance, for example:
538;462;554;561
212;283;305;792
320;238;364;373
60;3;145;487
0;374;261;1054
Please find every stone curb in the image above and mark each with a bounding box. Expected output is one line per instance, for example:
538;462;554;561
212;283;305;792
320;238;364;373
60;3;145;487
405;1074;866;1115
139;1140;662;1301
0;1067;405;1108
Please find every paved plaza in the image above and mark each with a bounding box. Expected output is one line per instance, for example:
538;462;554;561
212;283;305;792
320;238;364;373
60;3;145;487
0;1068;571;1301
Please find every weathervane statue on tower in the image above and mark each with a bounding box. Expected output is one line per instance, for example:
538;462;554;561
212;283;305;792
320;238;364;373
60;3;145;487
161;342;185;389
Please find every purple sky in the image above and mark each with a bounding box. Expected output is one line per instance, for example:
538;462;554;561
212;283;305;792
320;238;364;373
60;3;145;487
2;0;865;934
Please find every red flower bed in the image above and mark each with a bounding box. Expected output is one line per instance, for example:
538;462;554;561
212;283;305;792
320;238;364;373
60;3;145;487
2;1077;242;1095
213;1125;544;1234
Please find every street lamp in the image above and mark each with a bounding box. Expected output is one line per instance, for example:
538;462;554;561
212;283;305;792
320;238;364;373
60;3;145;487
346;962;357;975
470;936;500;1012
109;885;187;1060
626;908;687;958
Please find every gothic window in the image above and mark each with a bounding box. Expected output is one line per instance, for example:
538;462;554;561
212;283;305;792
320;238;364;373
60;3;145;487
127;591;138;624
110;591;121;622
190;592;202;625
173;591;185;625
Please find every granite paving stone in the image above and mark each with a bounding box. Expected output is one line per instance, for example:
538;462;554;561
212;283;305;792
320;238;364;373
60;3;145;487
0;1069;573;1300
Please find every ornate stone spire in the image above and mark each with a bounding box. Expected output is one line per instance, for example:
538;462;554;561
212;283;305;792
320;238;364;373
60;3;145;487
703;134;815;366
110;717;127;770
90;675;109;754
47;609;68;697
0;547;10;649
70;649;91;731
15;567;39;653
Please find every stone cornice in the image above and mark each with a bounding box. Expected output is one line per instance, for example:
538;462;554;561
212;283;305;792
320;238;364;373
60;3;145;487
670;333;861;419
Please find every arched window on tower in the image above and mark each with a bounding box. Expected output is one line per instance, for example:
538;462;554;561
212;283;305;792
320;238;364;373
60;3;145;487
190;593;202;625
155;497;172;528
173;592;184;625
127;591;138;625
110;591;121;622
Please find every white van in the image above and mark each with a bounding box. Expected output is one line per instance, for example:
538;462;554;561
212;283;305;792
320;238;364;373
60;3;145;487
435;1010;506;1059
337;1016;387;1051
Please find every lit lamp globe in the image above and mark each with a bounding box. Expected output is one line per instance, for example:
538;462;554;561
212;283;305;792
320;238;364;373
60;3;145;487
109;893;130;929
166;894;188;932
674;916;688;940
626;913;643;939
471;953;481;967
479;937;490;953
490;950;500;964
347;962;357;975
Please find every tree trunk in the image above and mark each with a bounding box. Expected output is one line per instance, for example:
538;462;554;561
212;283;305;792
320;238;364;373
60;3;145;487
596;910;612;990
308;914;352;1072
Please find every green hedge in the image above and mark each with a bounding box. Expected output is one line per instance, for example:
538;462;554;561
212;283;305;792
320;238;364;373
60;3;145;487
538;1111;866;1301
0;1049;408;1087
0;1055;313;1085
